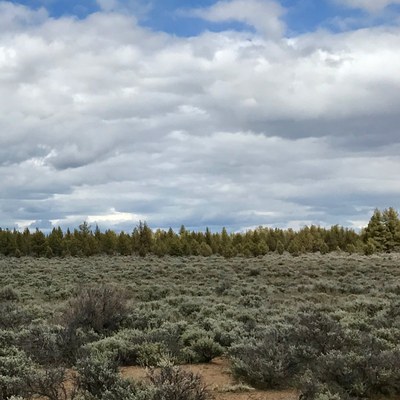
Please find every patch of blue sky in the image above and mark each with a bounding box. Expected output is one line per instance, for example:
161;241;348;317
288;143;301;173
7;0;98;18
282;0;365;34
5;0;400;36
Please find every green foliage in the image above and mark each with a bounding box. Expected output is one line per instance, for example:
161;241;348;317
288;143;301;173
276;240;285;255
288;239;301;256
230;331;298;389
1;207;399;257
30;229;47;257
363;207;400;252
189;337;223;363
0;347;34;400
199;242;213;257
364;239;376;255
346;243;356;254
75;352;140;400
148;365;211;400
136;342;168;367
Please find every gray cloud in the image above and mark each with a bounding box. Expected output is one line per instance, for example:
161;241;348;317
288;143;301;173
0;2;399;231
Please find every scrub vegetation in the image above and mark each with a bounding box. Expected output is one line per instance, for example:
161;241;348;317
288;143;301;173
1;251;400;399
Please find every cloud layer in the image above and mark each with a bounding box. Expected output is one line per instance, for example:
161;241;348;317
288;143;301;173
0;0;400;231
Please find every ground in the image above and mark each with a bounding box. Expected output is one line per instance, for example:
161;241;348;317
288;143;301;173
121;358;299;400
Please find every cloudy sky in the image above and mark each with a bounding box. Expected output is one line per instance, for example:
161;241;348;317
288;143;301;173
1;0;400;232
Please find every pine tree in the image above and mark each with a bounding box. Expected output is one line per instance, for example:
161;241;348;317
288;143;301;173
48;227;64;257
288;239;301;257
364;209;389;252
276;240;285;255
199;242;213;257
0;229;16;256
117;231;132;256
220;227;232;257
364;239;376;255
102;229;117;255
382;207;400;252
31;228;47;257
136;221;153;257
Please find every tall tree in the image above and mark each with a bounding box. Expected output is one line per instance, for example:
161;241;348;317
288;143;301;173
382;207;400;251
48;227;64;257
31;228;47;257
364;209;389;252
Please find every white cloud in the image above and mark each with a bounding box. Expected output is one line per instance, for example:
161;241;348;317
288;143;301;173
96;0;119;12
335;0;400;12
188;0;285;38
0;2;400;231
0;1;48;32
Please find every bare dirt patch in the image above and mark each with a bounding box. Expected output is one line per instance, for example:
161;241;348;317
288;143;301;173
121;358;299;400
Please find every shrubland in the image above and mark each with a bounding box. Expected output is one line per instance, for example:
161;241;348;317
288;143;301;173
0;252;400;399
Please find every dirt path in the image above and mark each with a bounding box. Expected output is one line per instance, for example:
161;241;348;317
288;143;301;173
121;358;299;400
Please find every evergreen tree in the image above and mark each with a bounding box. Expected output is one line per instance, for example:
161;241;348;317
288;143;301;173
382;207;400;251
205;227;212;247
0;229;16;256
199;242;213;257
31;228;47;257
102;229;117;255
220;227;232;257
364;209;389;252
117;231;132;256
288;239;301;257
77;221;95;256
19;228;31;255
276;240;285;255
364;239;376;255
255;240;269;256
135;221;153;257
63;228;72;256
48;227;64;257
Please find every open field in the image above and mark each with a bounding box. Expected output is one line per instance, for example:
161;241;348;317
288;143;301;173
1;253;400;399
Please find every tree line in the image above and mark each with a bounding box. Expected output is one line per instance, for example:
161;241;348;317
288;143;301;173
0;208;399;258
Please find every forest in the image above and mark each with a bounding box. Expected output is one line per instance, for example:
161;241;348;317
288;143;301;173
0;208;399;258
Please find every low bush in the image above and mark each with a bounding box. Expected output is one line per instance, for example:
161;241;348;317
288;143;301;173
313;348;400;398
230;309;348;390
27;367;70;400
148;365;211;400
0;302;33;329
19;323;64;366
75;352;137;400
63;285;128;334
0;286;19;302
0;347;34;400
189;337;223;363
230;329;299;389
137;342;168;367
58;327;100;365
86;325;184;366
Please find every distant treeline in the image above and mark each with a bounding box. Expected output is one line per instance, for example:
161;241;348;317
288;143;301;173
0;208;399;258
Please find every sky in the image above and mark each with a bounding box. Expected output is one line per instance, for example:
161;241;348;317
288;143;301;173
0;0;400;233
